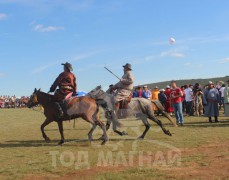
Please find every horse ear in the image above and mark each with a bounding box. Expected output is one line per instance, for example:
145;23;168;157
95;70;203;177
38;88;41;92
34;88;37;92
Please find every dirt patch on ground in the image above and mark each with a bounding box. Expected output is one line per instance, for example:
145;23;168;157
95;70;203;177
25;142;229;180
158;142;229;180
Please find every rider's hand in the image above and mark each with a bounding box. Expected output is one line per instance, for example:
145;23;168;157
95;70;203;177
49;88;54;93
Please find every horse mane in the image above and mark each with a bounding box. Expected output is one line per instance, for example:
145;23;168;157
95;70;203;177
38;90;53;98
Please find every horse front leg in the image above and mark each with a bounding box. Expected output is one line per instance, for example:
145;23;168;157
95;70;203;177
111;110;128;136
99;122;109;145
41;118;52;142
57;121;65;145
138;116;151;139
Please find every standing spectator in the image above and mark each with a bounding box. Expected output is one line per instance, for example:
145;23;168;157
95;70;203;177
142;85;152;100
157;89;167;116
170;81;184;126
132;87;139;98
138;86;143;98
203;81;220;123
224;80;229;116
151;86;160;112
219;84;225;112
151;86;159;100
184;84;193;116
193;83;204;117
215;81;221;91
180;86;186;112
158;89;167;107
164;85;174;115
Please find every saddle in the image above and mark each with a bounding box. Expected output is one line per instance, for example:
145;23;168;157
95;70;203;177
53;92;76;119
116;96;132;119
117;96;131;110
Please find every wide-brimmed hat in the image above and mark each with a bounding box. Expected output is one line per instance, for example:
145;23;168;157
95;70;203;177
159;89;165;92
143;85;148;88
61;62;73;71
166;85;170;89
208;81;214;85
123;63;132;70
155;86;159;89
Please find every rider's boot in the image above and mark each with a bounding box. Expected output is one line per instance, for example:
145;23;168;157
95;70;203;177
55;102;64;118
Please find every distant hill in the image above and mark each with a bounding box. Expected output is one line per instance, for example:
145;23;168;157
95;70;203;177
138;76;229;90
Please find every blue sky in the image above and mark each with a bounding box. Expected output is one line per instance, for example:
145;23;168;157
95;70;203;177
0;0;229;96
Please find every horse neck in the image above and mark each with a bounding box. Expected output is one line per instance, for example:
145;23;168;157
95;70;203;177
37;91;52;107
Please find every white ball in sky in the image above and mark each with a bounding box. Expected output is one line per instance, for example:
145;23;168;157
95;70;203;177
169;37;175;44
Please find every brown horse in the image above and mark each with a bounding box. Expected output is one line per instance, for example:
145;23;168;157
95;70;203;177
27;88;112;145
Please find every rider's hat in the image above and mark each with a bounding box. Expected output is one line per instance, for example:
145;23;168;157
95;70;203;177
61;62;73;71
123;63;132;70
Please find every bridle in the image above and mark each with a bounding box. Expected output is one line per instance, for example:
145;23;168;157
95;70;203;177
28;93;39;108
88;88;105;99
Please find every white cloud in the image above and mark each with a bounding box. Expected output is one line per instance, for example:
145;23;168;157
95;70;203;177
0;72;5;77
32;63;57;74
145;55;157;61
0;0;93;11
160;50;185;58
72;51;100;62
184;62;191;66
0;13;7;20
220;57;229;63
33;24;64;32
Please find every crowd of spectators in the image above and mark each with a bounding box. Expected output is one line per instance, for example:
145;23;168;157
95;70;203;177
0;95;29;108
132;80;227;125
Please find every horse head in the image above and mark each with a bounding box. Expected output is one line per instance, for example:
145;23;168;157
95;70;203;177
27;88;40;108
87;85;105;99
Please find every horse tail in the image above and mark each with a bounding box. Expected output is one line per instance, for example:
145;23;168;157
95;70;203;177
151;100;178;127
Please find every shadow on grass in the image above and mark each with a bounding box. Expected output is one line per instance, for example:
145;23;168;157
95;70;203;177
0;138;138;148
162;120;229;127
45;128;90;131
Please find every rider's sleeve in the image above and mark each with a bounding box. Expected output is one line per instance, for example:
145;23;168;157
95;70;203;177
50;73;64;92
121;73;134;85
73;74;77;93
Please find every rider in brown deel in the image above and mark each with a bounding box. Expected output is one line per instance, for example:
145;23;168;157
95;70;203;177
49;62;77;118
108;63;134;110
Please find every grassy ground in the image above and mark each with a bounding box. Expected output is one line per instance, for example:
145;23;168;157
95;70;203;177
0;108;228;180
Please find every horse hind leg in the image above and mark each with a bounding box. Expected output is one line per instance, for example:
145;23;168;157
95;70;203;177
57;121;65;145
148;114;172;136
96;121;108;145
88;124;97;142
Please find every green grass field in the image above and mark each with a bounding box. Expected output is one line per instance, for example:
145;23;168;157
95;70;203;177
0;108;228;180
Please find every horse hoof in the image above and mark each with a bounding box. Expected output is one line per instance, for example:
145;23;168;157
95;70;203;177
101;140;107;145
45;137;51;143
137;136;144;140
58;140;64;145
122;131;128;136
166;130;172;136
88;138;93;142
98;136;105;141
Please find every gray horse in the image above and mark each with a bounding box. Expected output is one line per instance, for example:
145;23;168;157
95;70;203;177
87;86;177;139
